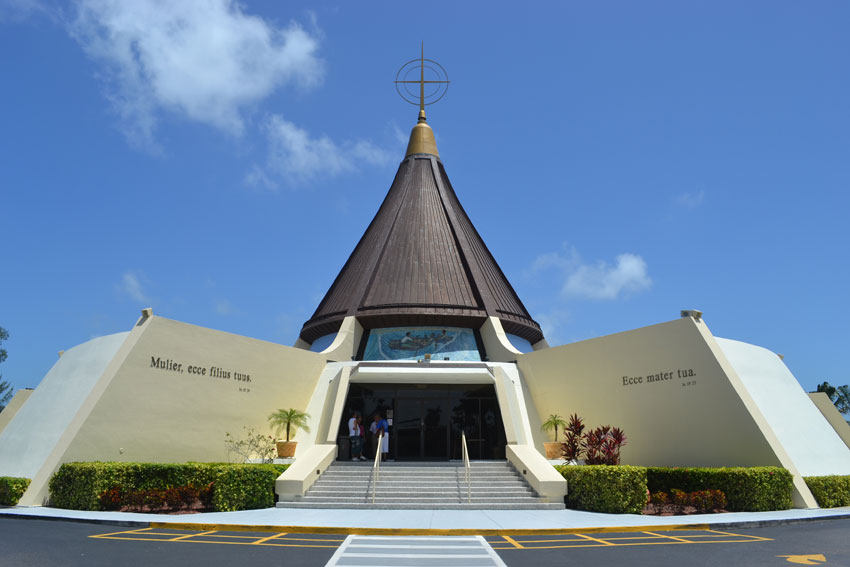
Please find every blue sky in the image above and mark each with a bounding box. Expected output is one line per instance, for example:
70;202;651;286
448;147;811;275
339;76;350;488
1;1;848;397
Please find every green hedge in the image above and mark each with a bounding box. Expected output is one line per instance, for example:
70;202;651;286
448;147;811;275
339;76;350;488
555;465;648;514
554;465;794;514
646;467;793;511
48;462;288;512
0;477;31;506
213;465;285;512
804;476;850;508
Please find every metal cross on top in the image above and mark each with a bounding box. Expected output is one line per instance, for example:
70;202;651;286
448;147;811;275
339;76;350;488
394;43;450;114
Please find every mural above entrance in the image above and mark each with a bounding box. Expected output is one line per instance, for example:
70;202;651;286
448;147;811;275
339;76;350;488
363;327;480;361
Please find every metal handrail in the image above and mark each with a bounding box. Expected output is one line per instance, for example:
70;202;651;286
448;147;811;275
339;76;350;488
461;431;471;504
371;431;383;504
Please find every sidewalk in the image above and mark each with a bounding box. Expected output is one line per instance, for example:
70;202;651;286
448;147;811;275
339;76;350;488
3;505;850;534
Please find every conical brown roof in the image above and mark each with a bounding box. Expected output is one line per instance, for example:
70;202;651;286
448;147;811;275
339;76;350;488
300;120;542;346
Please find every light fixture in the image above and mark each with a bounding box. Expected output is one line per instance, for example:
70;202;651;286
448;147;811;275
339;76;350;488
680;309;702;321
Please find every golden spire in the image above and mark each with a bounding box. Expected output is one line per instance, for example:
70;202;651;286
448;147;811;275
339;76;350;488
394;43;449;157
405;118;439;157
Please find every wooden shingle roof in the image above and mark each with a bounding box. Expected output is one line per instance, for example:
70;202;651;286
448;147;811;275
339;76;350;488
300;141;542;345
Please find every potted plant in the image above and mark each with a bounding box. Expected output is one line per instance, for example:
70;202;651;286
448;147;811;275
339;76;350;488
268;408;311;458
540;414;568;459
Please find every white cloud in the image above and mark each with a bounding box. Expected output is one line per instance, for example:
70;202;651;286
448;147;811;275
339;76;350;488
246;114;393;187
563;253;652;299
533;309;570;345
117;271;150;303
530;244;652;300
391;122;408;148
674;190;705;209
69;0;323;148
215;299;232;315
529;248;578;274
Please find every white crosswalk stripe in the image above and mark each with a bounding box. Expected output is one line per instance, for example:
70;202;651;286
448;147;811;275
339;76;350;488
324;534;507;566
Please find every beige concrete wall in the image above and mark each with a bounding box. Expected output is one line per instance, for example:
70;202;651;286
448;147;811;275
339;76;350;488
18;329;142;505
518;316;820;507
60;316;326;465
276;444;337;499
506;444;567;502
16;315;326;505
0;388;34;435
517;317;786;469
809;392;850;451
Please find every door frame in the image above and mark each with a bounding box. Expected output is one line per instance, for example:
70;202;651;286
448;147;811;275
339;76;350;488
393;397;450;460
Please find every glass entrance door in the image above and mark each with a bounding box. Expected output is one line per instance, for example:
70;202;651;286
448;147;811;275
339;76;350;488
340;383;506;461
394;397;449;460
395;398;422;460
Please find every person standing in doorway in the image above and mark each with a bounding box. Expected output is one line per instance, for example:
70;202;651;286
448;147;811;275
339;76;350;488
376;412;390;462
348;411;365;461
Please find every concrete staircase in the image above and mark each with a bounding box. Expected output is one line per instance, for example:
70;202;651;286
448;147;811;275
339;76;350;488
277;460;565;510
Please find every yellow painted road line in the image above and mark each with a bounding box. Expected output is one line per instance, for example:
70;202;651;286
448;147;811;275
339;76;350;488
643;530;695;544
148;521;712;536
143;531;206;537
252;532;288;545
183;533;265;539
91;536;178;542
491;530;774;551
707;528;773;542
574;533;616;546
89;529;340;548
501;543;626;550
97;529;343;543
91;526;772;551
501;535;524;549
92;536;337;548
513;535;657;543
276;536;346;543
506;538;589;543
660;533;748;539
90;527;153;539
182;540;337;549
504;541;691;550
495;539;770;550
258;542;339;549
684;540;769;544
170;530;217;541
598;535;682;541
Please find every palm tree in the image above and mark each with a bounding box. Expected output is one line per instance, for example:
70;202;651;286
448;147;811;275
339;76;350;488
835;386;850;415
816;382;837;402
541;414;568;442
814;382;850;415
268;408;311;442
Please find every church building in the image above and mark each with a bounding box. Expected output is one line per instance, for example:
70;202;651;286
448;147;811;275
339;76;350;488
2;57;850;510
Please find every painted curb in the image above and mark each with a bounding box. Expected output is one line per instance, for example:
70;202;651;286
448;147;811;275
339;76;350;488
0;512;149;528
4;510;850;534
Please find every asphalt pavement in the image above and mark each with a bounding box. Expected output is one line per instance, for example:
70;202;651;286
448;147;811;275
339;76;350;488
3;516;850;567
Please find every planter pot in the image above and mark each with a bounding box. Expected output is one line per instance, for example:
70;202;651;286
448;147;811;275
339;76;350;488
276;441;297;458
543;442;563;460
